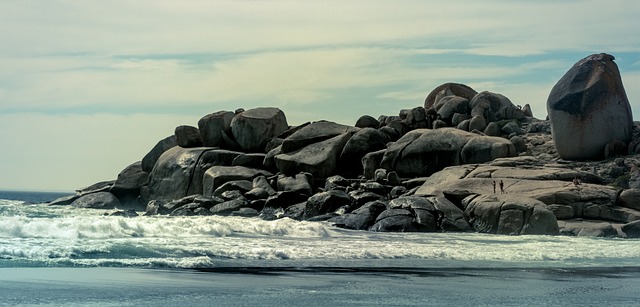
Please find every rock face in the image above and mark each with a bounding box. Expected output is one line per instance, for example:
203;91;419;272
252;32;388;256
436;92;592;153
380;128;516;177
174;125;203;148
109;161;148;208
71;192;121;209
463;194;559;235
198;111;234;147
146;147;209;201
230;107;288;152
141;135;177;173
424;83;478;110
547;53;633;160
276;132;354;178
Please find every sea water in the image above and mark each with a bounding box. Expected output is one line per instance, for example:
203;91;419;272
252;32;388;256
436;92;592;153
1;192;640;306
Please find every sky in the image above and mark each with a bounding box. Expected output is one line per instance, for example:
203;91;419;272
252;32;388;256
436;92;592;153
1;0;640;192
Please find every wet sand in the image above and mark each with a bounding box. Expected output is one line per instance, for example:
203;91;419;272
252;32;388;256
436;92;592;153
0;266;639;306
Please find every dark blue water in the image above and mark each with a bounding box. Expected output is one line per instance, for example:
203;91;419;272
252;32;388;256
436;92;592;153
0;190;72;204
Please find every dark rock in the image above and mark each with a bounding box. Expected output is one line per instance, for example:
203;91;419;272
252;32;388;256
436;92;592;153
547;53;633;160
339;128;388;177
522;104;533;117
232;153;267;169
483;122;500;136
330;201;386;230
259;206;285;221
198;111;234;147
362;149;386;180
210;198;249;215
283;202;306;220
213;180;253;198
424;83;477;110
378;126;401;142
460;136;517;164
230;107;288;152
622;220;640;238
501;121;522;135
370;209;416;232
71;192;121;209
141;135;177;173
510;136;527;153
276;173;313;196
360;181;386;195
306;213;339;222
389;186;408;199
202;166;273;197
604;140;628;159
253;176;276;196
280;121;358;154
107;209;139;217
468;116;487;132
348;190;384;209
109;161;148;209
304;190;351;219
325;175;350;191
146;147;208;201
144;200;167;216
175;125;203;148
437;96;469;124
230;207;259;217
276;132;354;178
355;115;380;129
264;191;309;209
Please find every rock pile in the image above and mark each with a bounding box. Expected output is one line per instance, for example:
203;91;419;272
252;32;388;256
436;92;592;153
50;53;640;238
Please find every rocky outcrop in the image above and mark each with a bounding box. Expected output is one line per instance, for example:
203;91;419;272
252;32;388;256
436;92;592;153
547;53;633;160
51;54;640;239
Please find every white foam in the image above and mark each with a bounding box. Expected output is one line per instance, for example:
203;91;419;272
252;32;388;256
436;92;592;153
2;201;640;268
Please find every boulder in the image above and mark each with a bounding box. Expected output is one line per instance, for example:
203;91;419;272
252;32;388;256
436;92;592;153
264;191;309;209
174;125;203;148
436;96;470;124
558;220;619;237
232;153;267;169
547;53;633;160
230;107;288;152
141;135;177;173
275;132;354;178
186;149;245;196
329;201;387;230
424;83;477;110
369;209;416;232
304;190;351;220
470;91;523;122
462;194;559;235
253;175;277;196
198;111;234;147
355;115;380;129
381;128;515;178
604;140;627;159
210;198;249;216
147;147;210;201
362;149;386;180
469;115;487;131
483;122;500;136
339;128;389;177
522;104;533;117
281;121;358;154
622;220;640;238
202;166;273;197
109;161;148;208
617;189;640;211
276;173;313;196
212;180;253;198
71;192;121;209
460;136;517;164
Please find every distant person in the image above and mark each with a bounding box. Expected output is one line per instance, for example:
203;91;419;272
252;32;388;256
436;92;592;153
492;180;496;193
499;180;504;194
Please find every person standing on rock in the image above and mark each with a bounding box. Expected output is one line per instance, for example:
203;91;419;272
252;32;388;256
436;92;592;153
492;181;496;193
499;180;504;194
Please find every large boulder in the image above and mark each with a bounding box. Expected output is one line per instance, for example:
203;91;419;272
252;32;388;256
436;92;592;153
462;194;559;235
380;128;515;178
304;190;351;220
355;115;380;129
109;161;148;208
174;125;203;148
275;132;354;178
329;201;387;230
141;135;177;173
424;82;477;110
230;107;288;152
202;166;273;197
71;192;121;209
547;53;633;160
436;96;470;124
470;91;524;122
280;121;358;153
147;147;210;201
339;128;389;177
198;111;234;147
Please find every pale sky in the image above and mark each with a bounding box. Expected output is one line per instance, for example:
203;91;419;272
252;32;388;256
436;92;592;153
1;0;640;192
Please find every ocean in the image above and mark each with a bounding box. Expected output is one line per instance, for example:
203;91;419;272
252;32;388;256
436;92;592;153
1;191;640;306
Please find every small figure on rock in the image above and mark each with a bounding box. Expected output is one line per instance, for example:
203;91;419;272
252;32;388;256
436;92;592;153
492;180;496;193
573;176;582;186
499;180;504;194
